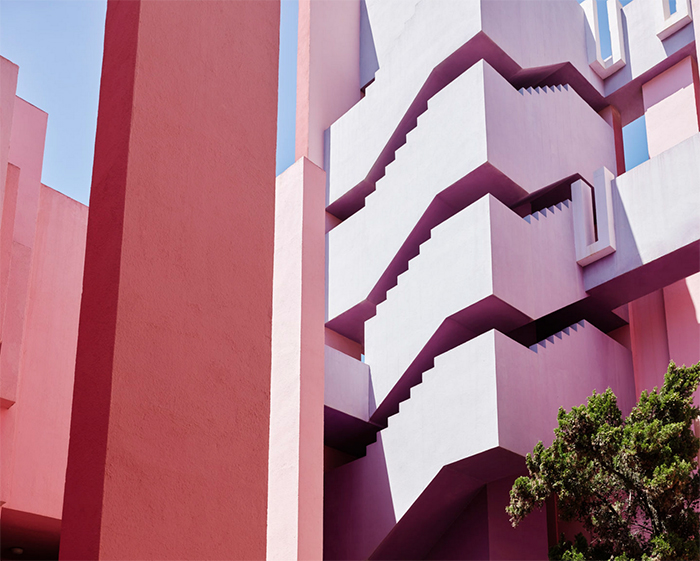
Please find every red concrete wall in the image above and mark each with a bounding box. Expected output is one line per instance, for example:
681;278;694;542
60;1;279;559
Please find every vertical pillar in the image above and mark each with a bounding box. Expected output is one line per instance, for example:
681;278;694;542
663;272;700;369
629;290;671;396
296;0;360;167
598;105;625;175
267;158;326;560
0;57;18;216
59;1;279;559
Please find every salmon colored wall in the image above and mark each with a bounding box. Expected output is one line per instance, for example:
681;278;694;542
1;99;46;409
629;290;670;395
632;55;700;400
663;272;700;371
0;57;18;216
1;186;87;519
1;56;88;558
60;1;279;559
696;0;700;62
629;273;700;405
0;164;20;342
642;56;700;158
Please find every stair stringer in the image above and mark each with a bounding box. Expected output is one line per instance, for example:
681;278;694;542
324;326;635;561
326;60;615;340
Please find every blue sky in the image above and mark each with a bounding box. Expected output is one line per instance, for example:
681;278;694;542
1;0;647;205
0;0;299;205
1;0;106;204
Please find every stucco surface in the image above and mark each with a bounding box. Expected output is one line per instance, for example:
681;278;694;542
326;0;695;218
643;56;700;158
268;158;325;561
296;0;360;168
324;345;370;422
325;325;633;560
1;187;87;519
327;60;614;334
60;1;279;559
364;195;588;422
663;273;700;373
1;99;47;409
583;133;700;299
0;56;18;217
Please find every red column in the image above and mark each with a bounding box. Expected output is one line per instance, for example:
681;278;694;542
59;1;279;559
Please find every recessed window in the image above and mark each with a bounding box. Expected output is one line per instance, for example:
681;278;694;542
622;115;650;171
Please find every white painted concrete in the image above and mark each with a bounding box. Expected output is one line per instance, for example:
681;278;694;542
364;195;587;412
583;133;700;291
324;345;370;421
327;61;615;323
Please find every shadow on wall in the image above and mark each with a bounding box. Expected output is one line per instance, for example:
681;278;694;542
359;0;379;89
325;433;396;560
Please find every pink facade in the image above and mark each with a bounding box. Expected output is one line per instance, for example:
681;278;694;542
0;56;88;559
312;0;700;558
1;0;699;559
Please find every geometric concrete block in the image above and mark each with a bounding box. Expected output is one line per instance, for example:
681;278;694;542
325;324;634;560
327;60;615;336
572;167;617;266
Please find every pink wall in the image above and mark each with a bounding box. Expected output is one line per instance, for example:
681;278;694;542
268;158;326;561
599;105;625;174
0;69;87;555
1;186;87;519
0;57;18;217
629;290;671;396
642;56;700;158
628;273;700;405
417;478;548;560
663;273;700;370
486;476;548;560
1;99;46;409
0;164;19;344
296;0;361;167
630;55;700;398
59;0;279;559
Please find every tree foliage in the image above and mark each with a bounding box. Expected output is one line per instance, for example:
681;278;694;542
507;361;700;560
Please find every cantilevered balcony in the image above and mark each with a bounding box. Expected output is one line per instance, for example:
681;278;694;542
327;60;615;340
364;194;588;424
324;325;635;561
327;0;694;219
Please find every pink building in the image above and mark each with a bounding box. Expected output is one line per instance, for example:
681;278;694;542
1;0;699;559
279;0;700;558
1;55;88;560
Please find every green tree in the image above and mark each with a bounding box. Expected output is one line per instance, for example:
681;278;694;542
507;361;700;560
